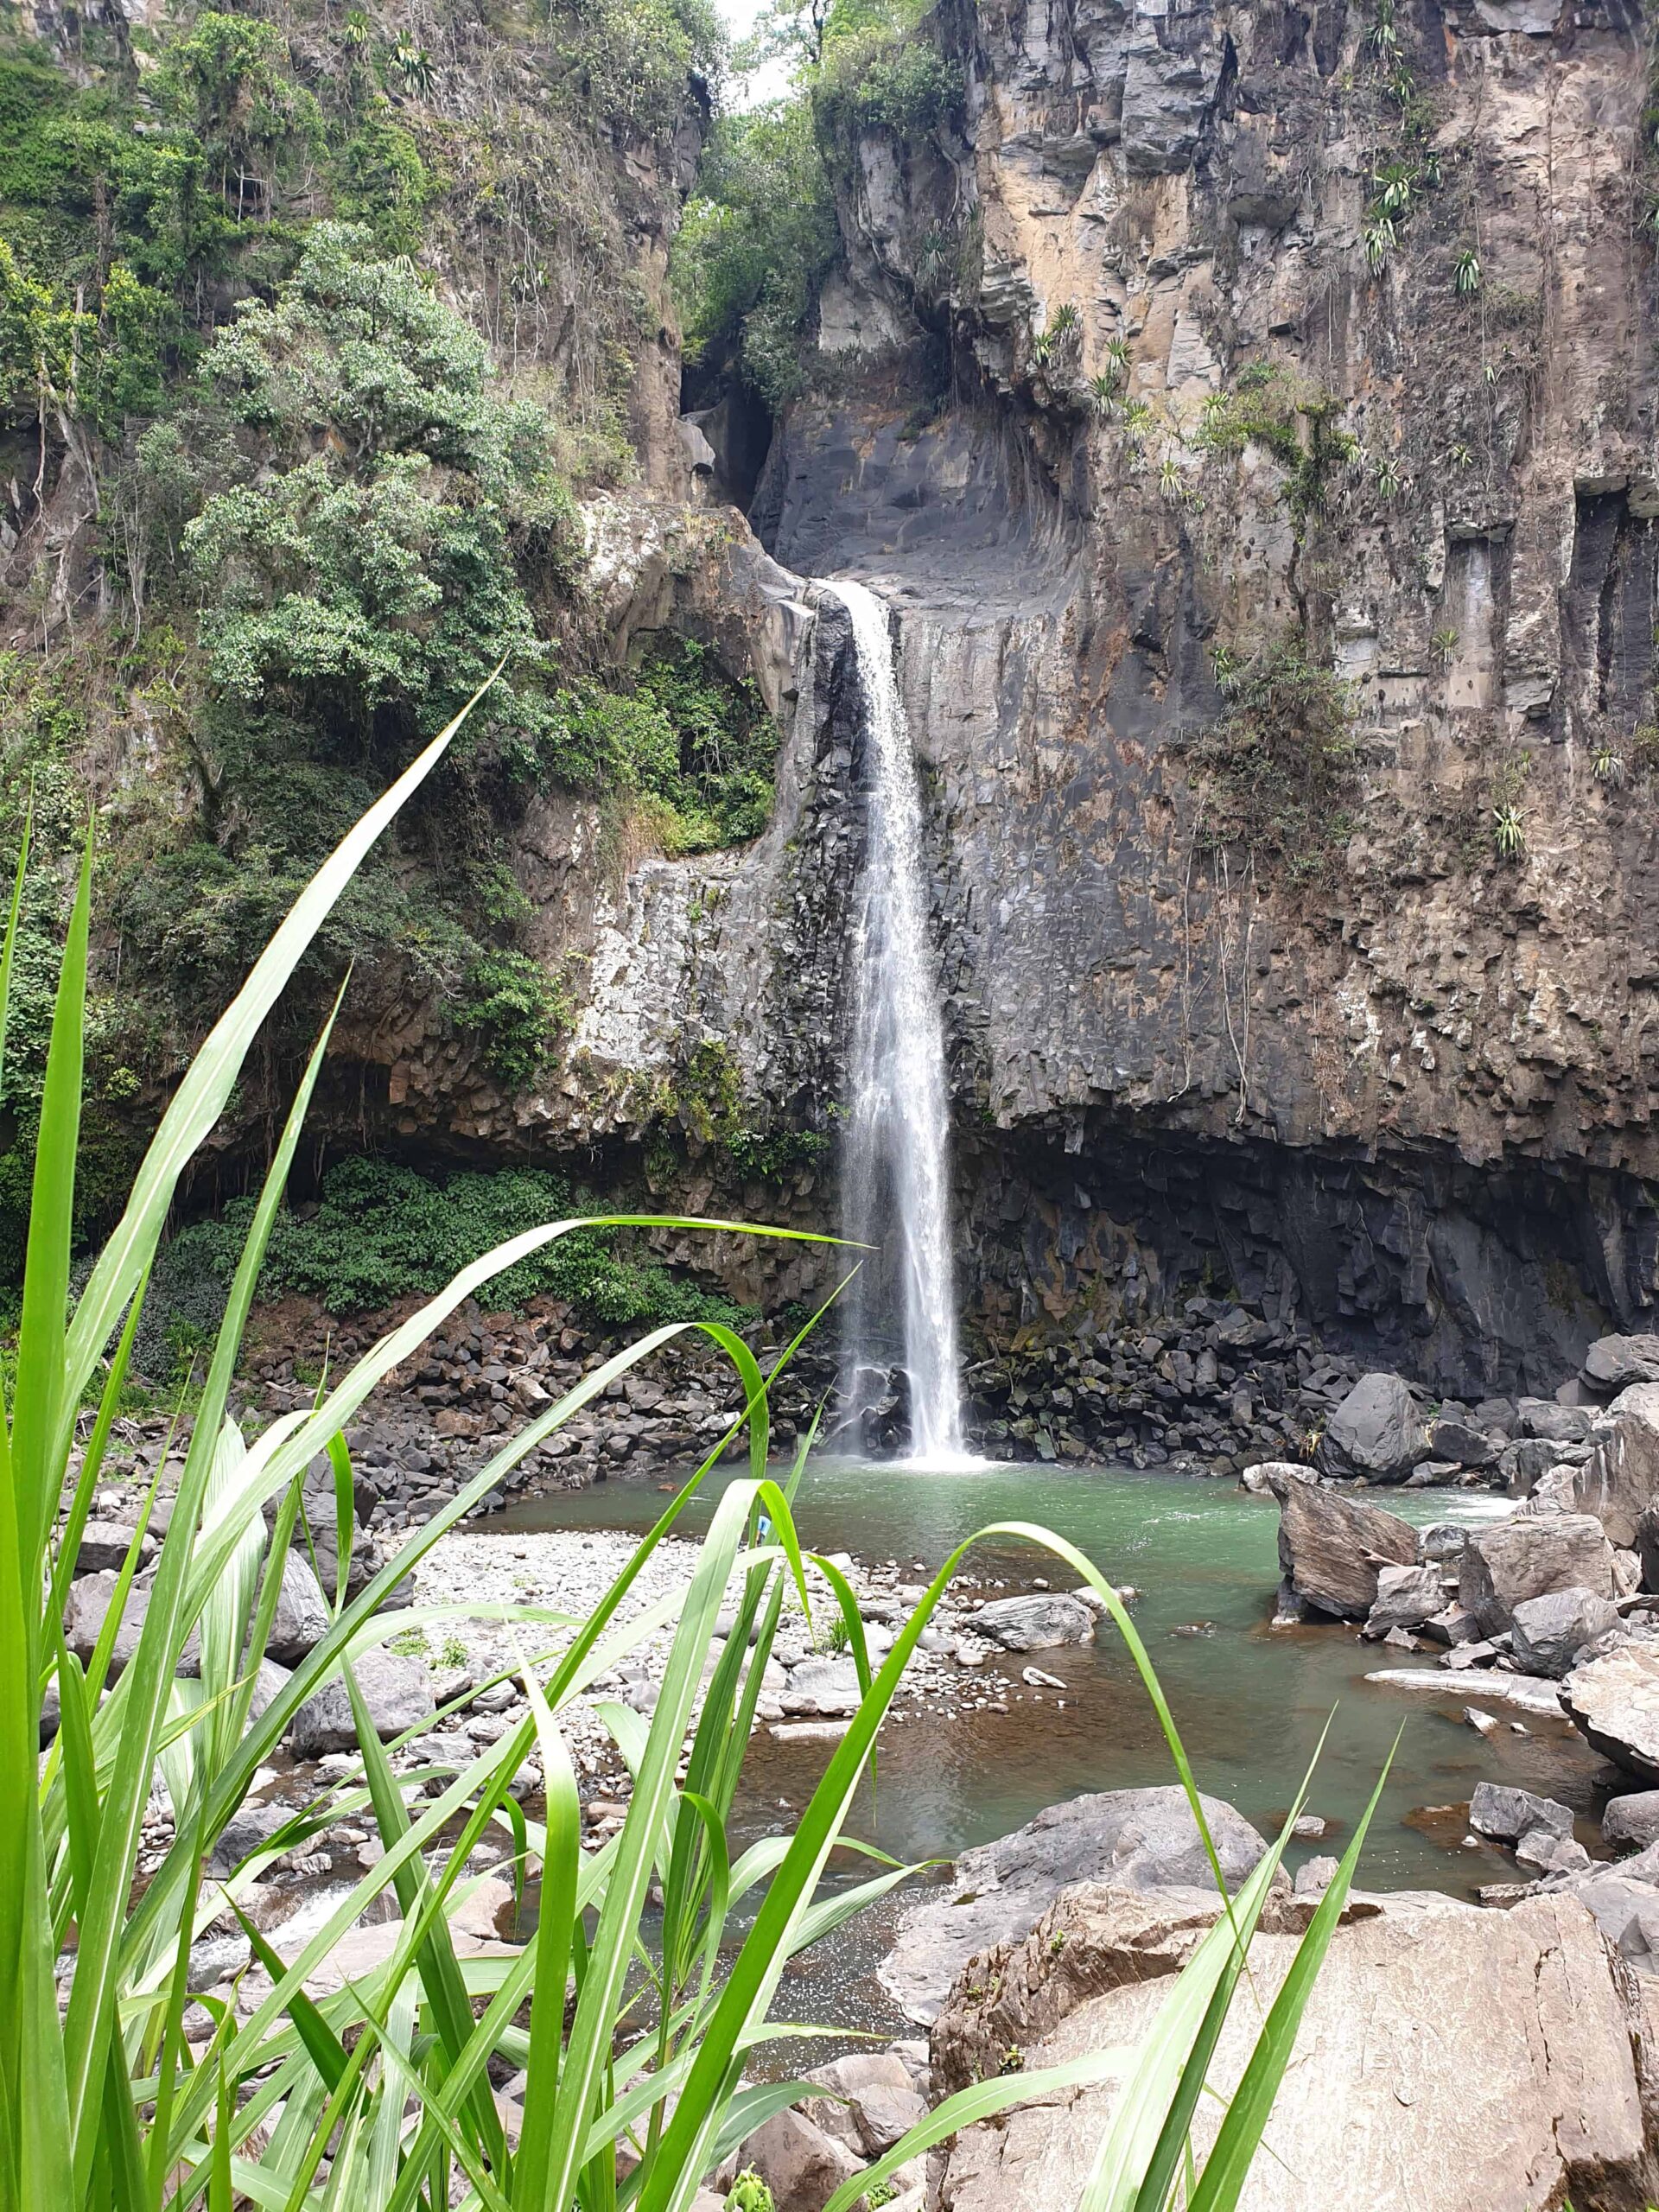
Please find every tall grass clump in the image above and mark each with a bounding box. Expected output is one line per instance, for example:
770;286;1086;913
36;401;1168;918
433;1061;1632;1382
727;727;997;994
0;676;1372;2208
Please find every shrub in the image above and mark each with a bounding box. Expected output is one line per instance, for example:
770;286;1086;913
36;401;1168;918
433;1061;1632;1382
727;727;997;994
672;100;838;408
148;1157;747;1357
1190;634;1358;884
456;947;570;1087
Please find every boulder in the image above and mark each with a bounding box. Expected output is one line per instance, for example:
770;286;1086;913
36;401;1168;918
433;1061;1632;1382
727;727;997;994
972;1593;1095;1651
1459;1515;1616;1635
880;1788;1270;2023
931;1887;1656;2212
77;1519;151;1574
62;1571;156;1675
265;1555;331;1666
801;2052;926;2156
1515;1829;1592;1876
1568;1401;1659;1549
1564;1644;1659;1777
1467;1781;1574;1845
208;1796;300;1878
1275;1480;1418;1620
1362;1564;1444;1639
1427;1419;1500;1469
1518;1398;1595;1445
780;1659;863;1718
1315;1373;1425;1483
727;2107;861;2212
1583;1335;1659;1393
1240;1459;1317;1496
1509;1586;1620;1678
289;1649;435;1759
1605;1790;1659;1853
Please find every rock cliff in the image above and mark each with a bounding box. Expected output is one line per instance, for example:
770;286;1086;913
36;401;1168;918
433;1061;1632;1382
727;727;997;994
543;0;1659;1394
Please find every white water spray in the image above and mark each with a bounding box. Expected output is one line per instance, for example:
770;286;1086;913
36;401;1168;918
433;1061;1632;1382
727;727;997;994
827;579;973;1465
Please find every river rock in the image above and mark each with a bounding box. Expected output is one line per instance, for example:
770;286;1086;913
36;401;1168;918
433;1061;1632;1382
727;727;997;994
1275;1479;1417;1620
289;1649;435;1759
1515;1828;1592;1876
1567;1397;1659;1549
880;1787;1269;2023
930;1887;1656;2212
208;1796;298;1878
1563;1644;1659;1777
1605;1791;1659;1853
971;1592;1095;1650
1427;1419;1500;1469
801;2051;926;2155
726;2107;861;2212
1518;1399;1596;1445
1468;1781;1574;1845
1239;1459;1316;1496
1459;1515;1616;1635
265;1555;331;1666
780;1658;863;1717
1315;1373;1425;1483
1583;1335;1659;1393
1507;1586;1620;1679
76;1519;151;1574
1362;1564;1444;1639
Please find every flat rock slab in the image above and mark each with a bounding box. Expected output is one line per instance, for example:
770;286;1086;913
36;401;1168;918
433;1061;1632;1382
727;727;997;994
932;1887;1656;2211
1364;1668;1567;1717
1564;1643;1659;1777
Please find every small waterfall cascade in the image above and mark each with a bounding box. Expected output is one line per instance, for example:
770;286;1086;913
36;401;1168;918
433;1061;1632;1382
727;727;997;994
825;578;974;1466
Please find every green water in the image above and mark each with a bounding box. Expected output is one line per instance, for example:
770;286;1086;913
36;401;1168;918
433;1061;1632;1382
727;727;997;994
496;1459;1613;1897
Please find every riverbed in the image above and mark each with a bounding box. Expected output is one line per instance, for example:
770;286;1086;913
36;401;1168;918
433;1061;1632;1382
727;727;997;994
493;1458;1608;1898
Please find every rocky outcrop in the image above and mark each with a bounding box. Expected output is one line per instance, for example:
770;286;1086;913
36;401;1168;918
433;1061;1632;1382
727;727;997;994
930;1885;1659;2209
880;1787;1270;2022
1459;1513;1616;1633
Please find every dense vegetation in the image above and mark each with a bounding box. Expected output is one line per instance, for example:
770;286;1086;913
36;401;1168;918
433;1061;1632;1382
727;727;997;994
672;0;961;407
0;0;785;1292
146;1156;746;1376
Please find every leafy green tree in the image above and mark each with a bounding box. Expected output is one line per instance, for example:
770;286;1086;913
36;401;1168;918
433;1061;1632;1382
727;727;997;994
672;101;837;407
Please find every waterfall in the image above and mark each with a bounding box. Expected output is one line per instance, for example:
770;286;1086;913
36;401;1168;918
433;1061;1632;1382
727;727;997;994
826;578;973;1466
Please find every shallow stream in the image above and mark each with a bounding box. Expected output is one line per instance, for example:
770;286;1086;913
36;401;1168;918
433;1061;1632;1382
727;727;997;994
496;1460;1616;1891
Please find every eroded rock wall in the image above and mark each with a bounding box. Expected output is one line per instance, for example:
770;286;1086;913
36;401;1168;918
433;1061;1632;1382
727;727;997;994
731;0;1659;1389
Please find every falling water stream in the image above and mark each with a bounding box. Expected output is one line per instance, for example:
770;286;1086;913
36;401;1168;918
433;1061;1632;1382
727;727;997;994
825;579;974;1465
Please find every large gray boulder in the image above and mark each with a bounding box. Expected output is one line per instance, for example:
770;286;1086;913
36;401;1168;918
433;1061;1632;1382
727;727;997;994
1509;1586;1620;1678
1459;1514;1616;1635
801;2051;926;2157
930;1887;1657;2212
1518;1398;1596;1445
1427;1419;1500;1470
1564;1643;1659;1777
289;1648;435;1759
1567;1395;1659;1549
1583;1336;1659;1394
880;1788;1269;2023
780;1658;863;1718
721;2107;861;2212
1315;1373;1426;1483
1605;1791;1659;1853
1275;1479;1418;1620
971;1592;1095;1651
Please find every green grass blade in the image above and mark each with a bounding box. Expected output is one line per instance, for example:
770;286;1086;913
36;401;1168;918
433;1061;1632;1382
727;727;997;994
513;1664;583;2212
1185;1737;1399;2212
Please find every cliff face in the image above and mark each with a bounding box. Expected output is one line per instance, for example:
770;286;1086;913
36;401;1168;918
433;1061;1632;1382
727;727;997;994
554;0;1659;1391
